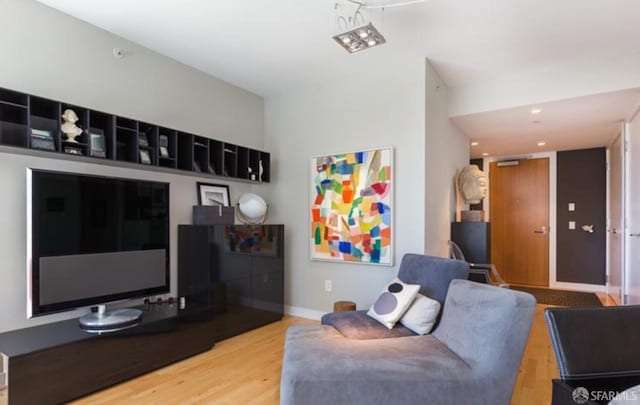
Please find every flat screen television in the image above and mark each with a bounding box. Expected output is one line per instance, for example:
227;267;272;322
27;169;170;325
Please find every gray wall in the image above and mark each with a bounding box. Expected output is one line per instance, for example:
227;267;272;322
556;147;607;285
264;57;427;318
425;61;470;257
0;0;264;332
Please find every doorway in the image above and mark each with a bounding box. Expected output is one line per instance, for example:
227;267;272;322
489;157;550;286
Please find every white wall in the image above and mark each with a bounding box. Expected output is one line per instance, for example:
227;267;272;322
0;0;263;149
425;61;470;257
264;58;427;317
0;0;264;332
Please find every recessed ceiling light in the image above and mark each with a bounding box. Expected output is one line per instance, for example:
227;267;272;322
482;152;489;157
531;108;542;115
471;141;479;146
537;141;546;146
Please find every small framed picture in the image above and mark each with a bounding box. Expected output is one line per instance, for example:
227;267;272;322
197;183;230;207
30;129;56;151
139;149;152;165
89;128;106;158
138;133;149;148
159;135;170;158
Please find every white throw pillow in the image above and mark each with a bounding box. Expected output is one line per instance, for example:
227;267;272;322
399;293;441;335
367;278;420;329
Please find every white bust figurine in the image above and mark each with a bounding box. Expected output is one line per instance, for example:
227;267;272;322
458;164;488;205
61;109;83;143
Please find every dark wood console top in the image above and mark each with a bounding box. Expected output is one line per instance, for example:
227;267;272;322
0;304;180;357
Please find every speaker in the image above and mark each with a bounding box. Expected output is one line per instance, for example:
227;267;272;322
178;226;212;310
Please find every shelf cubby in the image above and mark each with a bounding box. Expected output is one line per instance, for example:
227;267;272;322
237;146;249;179
177;132;194;171
0;86;271;183
209;140;223;176
88;110;115;159
249;149;260;181
193;136;210;174
60;104;88;145
259;152;271;182
0;88;28;107
137;122;156;166
223;143;237;178
29;96;60;152
158;128;177;169
0;100;29;147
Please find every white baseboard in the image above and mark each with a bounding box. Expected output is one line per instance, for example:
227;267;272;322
285;305;326;321
550;281;606;294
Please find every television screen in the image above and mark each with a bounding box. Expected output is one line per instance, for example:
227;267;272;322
27;170;170;317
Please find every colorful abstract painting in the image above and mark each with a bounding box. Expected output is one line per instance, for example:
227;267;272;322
310;147;393;265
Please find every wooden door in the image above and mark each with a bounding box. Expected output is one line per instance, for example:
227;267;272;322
490;158;549;286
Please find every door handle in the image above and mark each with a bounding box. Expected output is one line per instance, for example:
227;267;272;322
534;226;548;234
631;233;640;237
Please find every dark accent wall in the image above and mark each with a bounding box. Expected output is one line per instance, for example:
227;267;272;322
557;148;606;285
469;158;484;211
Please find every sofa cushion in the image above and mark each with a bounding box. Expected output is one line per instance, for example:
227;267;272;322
321;310;416;340
367;277;420;329
399;293;441;335
281;325;475;405
397;254;469;305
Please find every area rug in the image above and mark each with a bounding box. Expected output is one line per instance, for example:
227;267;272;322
510;286;603;307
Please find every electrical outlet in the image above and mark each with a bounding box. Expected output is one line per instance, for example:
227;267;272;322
569;221;576;230
325;280;332;292
568;203;575;212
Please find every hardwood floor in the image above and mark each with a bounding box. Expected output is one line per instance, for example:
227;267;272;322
5;295;611;405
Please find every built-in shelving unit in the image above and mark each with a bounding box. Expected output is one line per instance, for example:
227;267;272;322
0;87;271;183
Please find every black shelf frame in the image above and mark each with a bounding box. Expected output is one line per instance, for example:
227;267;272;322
0;87;271;183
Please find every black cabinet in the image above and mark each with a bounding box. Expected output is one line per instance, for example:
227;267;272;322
451;222;491;264
178;225;284;340
0;87;271;183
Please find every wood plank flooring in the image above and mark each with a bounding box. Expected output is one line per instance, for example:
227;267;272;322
2;295;611;405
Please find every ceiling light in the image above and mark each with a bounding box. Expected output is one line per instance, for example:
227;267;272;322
482;152;489;157
334;1;422;54
537;141;546;146
532;120;541;124
471;141;479;146
531;109;542;115
333;23;386;53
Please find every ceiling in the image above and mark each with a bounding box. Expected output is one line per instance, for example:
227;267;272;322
33;0;640;156
35;0;640;97
454;88;640;158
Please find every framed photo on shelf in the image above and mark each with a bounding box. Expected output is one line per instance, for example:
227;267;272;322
159;135;170;158
138;133;149;148
197;183;230;207
30;128;56;151
88;128;106;158
139;149;152;165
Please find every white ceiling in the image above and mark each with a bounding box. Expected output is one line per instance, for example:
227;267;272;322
34;0;640;96
33;0;640;156
454;89;640;158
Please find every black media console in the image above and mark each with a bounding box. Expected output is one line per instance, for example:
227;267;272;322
0;305;215;405
0;224;285;405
